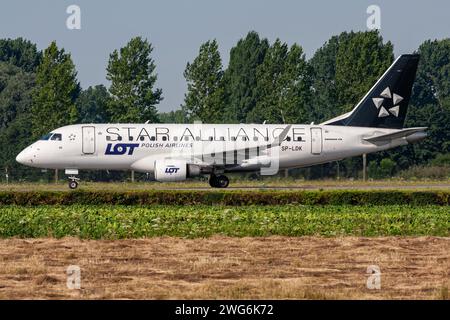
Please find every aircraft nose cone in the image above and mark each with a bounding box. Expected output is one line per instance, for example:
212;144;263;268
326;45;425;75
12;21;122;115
16;149;30;165
16;150;26;164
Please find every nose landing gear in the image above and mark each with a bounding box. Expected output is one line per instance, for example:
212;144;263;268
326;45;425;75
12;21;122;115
209;174;229;188
65;169;80;190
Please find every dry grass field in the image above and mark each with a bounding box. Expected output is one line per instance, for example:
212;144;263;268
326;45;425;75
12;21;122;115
0;236;448;300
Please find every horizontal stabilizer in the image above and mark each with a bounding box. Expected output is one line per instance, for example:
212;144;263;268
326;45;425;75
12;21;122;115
363;127;427;143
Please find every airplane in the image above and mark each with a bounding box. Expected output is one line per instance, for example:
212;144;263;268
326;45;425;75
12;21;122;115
16;54;427;189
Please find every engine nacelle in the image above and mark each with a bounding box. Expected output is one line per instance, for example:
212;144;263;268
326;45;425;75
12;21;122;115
154;159;201;182
154;159;187;182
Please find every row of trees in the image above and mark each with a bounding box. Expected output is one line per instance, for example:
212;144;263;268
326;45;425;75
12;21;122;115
0;31;449;181
181;31;449;178
0;36;164;181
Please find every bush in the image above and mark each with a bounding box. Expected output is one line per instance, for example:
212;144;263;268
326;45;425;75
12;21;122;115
398;165;450;179
431;153;450;166
369;158;396;179
0;190;448;206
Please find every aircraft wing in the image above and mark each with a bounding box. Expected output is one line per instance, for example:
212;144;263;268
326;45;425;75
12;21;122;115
132;124;292;172
167;125;292;169
363;127;427;143
195;124;291;167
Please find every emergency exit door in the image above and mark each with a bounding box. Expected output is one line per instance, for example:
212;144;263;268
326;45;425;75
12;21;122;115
82;126;96;154
310;128;322;155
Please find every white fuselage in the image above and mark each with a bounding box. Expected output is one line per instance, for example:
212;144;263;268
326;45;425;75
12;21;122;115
16;123;415;176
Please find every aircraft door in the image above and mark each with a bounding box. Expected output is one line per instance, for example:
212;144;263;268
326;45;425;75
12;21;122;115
310;128;322;155
82;126;96;154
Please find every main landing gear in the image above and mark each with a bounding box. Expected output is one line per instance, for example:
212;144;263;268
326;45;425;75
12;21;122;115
209;174;229;188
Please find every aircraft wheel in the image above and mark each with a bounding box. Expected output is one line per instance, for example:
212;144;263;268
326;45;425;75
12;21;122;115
209;175;218;188
68;180;78;190
216;175;229;188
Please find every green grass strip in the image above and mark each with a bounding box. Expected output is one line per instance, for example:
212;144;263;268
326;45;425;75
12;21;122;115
0;205;448;239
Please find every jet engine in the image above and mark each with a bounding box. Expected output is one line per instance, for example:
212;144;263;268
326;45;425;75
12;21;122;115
153;159;201;182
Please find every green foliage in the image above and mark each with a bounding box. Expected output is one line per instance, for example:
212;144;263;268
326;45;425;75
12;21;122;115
407;39;450;160
0;63;37;179
183;39;225;122
398;165;450;180
0;190;447;206
412;39;450;109
368;158;396;179
158;109;188;123
106;37;162;123
0;37;42;72
247;39;312;124
222;31;269;123
31;41;80;138
309;31;393;121
431;153;450;166
76;85;110;123
309;34;342;122
335;30;394;113
0;204;447;238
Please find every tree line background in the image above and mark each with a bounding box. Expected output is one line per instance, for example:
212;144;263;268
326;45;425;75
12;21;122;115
0;30;449;182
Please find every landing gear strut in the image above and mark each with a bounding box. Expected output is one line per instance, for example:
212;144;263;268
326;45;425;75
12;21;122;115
68;176;80;189
65;169;80;190
209;174;229;188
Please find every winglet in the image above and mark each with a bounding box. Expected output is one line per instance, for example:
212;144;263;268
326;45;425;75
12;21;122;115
271;124;291;147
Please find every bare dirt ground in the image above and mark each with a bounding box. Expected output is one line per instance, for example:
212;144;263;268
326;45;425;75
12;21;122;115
0;236;448;300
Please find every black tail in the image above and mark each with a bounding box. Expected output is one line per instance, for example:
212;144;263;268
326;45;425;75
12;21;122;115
324;54;420;129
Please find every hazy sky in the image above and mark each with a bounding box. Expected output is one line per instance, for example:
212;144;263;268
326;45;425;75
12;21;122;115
0;0;449;112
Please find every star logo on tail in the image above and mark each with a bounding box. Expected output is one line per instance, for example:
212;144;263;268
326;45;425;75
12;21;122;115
372;87;403;118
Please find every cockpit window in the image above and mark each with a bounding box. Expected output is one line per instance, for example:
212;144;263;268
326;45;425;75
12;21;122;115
40;133;53;140
50;133;62;141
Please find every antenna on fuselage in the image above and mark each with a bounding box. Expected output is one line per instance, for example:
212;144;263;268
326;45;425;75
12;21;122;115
145;120;150;124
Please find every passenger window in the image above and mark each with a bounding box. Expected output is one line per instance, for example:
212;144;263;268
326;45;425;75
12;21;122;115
51;133;62;141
